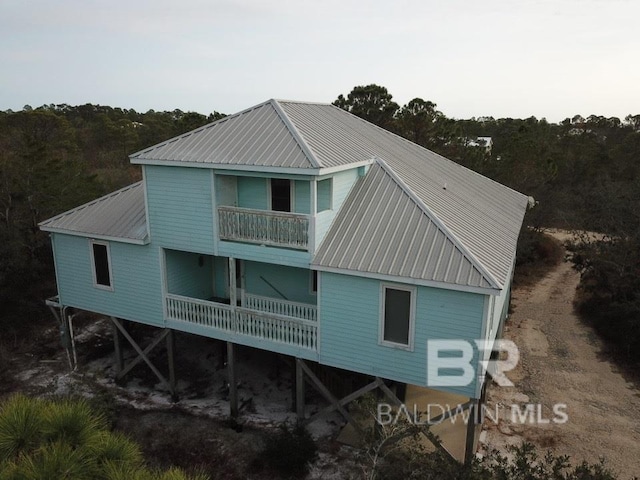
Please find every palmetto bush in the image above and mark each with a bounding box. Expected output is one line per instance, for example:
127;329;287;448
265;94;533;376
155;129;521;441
0;394;46;460
0;394;207;480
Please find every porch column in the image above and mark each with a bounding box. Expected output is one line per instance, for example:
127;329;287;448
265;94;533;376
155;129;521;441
308;180;317;253
229;257;237;307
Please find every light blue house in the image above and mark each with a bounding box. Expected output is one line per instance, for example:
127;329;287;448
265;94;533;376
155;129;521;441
40;99;528;454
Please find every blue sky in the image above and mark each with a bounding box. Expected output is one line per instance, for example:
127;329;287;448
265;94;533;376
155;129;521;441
1;0;638;122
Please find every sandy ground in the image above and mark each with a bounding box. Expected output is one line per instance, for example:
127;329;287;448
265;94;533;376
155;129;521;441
481;231;640;479
8;319;357;479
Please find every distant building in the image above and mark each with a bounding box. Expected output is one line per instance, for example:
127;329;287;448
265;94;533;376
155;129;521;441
466;136;493;155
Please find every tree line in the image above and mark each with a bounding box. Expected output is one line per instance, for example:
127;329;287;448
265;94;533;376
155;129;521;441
0;105;220;329
1;87;639;364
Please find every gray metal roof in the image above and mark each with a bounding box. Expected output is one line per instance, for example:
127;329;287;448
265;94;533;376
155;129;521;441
281;101;528;289
130;100;320;169
39;182;148;243
312;161;494;289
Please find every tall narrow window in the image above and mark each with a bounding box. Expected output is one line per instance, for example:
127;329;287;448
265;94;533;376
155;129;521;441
380;285;415;349
310;270;318;294
271;178;291;212
90;240;113;290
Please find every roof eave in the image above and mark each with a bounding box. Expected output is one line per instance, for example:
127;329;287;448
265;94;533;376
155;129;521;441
40;227;149;245
130;157;376;176
311;264;501;296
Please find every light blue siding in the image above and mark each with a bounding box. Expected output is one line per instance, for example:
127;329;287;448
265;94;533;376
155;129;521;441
238;177;268;210
294;180;310;214
319;272;485;398
165;250;213;300
53;234;163;326
145;165;214;254
243;261;316;304
218;241;311;269
315;168;359;248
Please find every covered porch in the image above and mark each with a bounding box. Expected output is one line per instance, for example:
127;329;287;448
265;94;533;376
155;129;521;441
162;250;318;357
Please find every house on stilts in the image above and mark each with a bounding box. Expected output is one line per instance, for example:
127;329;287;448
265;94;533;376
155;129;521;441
40;99;529;462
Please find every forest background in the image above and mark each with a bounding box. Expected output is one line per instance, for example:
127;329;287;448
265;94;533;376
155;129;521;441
1;84;638;368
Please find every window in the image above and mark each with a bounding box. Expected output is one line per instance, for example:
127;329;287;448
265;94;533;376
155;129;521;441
317;178;332;212
90;240;113;290
271;178;291;212
380;284;415;349
310;270;318;294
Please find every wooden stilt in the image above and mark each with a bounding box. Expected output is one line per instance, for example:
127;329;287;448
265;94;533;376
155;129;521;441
112;318;124;375
376;378;403;407
227;341;238;418
296;357;305;421
297;359;364;435
167;329;178;401
110;317;171;390
464;401;478;465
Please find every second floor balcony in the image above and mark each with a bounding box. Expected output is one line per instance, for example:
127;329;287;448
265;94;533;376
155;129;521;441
218;206;309;250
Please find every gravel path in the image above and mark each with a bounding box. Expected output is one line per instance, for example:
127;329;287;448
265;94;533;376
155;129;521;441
481;232;640;479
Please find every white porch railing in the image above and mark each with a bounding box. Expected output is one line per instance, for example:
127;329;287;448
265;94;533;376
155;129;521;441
243;293;317;322
218;206;309;250
165;293;317;351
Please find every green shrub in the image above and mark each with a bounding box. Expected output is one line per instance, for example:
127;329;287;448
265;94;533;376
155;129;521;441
43;397;107;448
0;394;47;460
0;395;208;480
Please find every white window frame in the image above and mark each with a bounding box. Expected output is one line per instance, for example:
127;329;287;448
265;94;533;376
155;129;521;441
89;239;114;291
379;283;416;351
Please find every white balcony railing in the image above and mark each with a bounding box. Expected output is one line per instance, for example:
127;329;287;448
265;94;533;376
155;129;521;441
243;293;317;322
218;206;309;250
165;293;317;351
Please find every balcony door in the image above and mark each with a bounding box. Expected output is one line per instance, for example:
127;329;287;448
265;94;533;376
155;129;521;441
270;178;291;212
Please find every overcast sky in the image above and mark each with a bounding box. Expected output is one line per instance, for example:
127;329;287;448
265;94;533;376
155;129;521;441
1;0;638;122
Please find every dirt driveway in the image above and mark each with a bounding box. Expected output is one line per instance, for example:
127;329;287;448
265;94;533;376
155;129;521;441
481;231;640;479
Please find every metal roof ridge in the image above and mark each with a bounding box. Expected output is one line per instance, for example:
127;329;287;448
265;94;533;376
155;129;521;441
374;158;502;290
274;99;332;106
270;99;321;169
38;181;144;227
